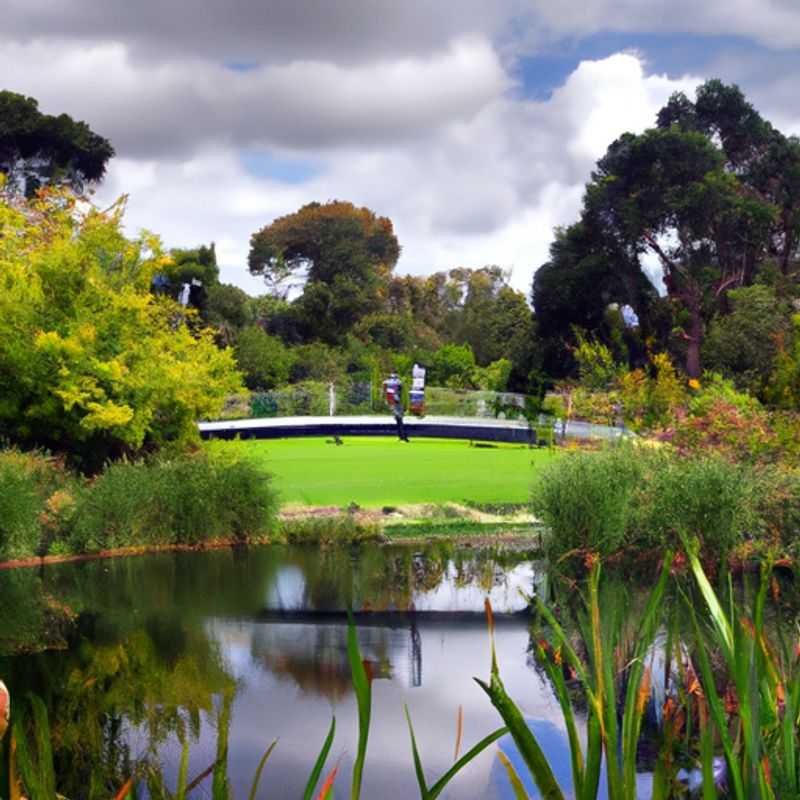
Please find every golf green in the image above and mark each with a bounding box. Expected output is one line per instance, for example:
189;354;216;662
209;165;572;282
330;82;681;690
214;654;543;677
210;436;558;507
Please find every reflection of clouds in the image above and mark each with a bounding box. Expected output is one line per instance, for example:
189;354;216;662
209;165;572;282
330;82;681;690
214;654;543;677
267;565;306;608
193;548;567;797
203;616;570;798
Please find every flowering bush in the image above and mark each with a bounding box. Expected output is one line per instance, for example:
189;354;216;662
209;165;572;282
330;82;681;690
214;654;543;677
618;352;687;430
667;375;778;463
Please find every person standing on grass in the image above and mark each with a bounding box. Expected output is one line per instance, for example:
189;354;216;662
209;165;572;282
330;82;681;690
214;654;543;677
383;372;409;442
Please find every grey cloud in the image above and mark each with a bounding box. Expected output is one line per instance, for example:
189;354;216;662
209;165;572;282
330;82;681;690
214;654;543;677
3;0;512;66
526;0;800;49
0;37;510;158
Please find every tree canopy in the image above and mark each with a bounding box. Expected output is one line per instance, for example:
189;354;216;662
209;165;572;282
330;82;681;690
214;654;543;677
248;200;400;343
0;90;114;197
536;79;800;378
0;190;241;469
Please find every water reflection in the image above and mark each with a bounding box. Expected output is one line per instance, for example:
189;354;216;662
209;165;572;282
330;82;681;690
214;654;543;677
1;544;552;799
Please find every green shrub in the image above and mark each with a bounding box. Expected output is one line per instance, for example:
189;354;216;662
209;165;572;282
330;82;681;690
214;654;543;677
748;465;800;549
531;445;642;559
0;459;43;559
0;450;76;559
70;452;277;553
280;515;381;545
631;452;753;556
533;445;756;561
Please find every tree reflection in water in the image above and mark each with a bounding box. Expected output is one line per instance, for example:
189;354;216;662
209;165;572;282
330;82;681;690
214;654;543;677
0;543;537;798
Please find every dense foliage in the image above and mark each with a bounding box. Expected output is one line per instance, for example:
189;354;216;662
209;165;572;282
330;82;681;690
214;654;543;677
531;443;800;563
0;190;242;468
0;447;277;561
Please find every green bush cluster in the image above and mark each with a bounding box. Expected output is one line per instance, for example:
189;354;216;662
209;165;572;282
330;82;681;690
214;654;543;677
70;451;278;552
0;448;278;560
0;451;78;560
530;444;787;561
279;514;381;545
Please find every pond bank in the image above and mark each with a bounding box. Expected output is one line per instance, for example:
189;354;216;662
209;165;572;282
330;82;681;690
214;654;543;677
0;503;541;570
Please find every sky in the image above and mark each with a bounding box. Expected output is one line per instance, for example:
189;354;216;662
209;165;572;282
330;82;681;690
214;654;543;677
3;1;800;296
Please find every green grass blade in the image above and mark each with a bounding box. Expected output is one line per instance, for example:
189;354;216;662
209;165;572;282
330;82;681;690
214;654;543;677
535;642;584;798
347;610;372;800
783;689;797;795
700;718;717;800
497;750;531;799
582;712;603;800
27;694;55;800
621;554;673;799
427;726;508;799
475;674;564;800
302;717;336;800
212;689;234;800
404;706;430;799
686;545;734;662
534;599;593;698
11;718;41;799
247;739;278;800
690;606;745;800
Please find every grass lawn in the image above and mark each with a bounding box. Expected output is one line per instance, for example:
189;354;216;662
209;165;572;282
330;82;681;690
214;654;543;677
209;436;559;507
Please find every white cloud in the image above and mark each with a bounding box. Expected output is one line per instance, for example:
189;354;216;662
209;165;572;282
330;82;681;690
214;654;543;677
92;53;699;297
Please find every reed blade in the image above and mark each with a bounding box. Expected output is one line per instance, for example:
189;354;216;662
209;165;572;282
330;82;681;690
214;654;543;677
404;705;429;798
347;610;372;800
497;750;531;799
247;739;278;800
427;726;508;800
302;717;336;800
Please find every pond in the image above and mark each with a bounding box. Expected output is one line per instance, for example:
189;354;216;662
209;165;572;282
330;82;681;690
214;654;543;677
1;544;626;799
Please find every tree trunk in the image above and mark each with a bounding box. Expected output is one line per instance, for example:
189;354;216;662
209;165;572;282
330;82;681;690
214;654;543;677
685;302;702;378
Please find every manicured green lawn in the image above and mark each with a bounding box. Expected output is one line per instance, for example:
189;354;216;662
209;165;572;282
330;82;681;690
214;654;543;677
209;436;558;507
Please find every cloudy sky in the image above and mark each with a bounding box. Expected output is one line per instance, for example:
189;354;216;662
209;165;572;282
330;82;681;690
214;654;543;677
4;1;800;295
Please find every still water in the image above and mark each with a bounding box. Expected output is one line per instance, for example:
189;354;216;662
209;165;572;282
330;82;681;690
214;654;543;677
1;544;585;798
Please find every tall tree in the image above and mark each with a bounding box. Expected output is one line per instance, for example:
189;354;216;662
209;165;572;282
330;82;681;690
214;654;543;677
658;80;800;278
248;201;400;344
540;80;799;379
584;101;777;377
0;90;114;196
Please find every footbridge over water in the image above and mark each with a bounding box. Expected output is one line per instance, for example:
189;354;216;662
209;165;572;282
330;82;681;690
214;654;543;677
198;415;628;444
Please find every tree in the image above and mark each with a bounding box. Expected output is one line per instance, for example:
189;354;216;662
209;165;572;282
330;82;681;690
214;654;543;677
0;190;241;469
430;343;476;388
658;80;800;278
584;109;776;377
704;285;791;397
248;201;400;343
533;222;660;377
543;80;799;379
205;283;254;342
234;326;294;390
0;90;114;197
